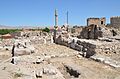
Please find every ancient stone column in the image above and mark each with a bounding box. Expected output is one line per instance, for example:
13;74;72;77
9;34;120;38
53;9;58;43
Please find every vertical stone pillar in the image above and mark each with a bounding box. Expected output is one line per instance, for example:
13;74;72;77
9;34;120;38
51;35;53;43
53;9;58;43
66;11;69;32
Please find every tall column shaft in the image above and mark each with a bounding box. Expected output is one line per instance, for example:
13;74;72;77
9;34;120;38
53;9;58;43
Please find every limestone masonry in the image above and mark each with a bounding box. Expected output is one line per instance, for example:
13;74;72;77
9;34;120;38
110;16;120;28
0;16;120;79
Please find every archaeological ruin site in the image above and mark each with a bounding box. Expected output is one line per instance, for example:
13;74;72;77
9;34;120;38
0;10;120;79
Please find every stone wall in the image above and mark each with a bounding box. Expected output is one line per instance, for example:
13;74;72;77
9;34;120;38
79;25;103;39
87;17;106;27
56;35;96;58
70;27;83;37
110;16;120;28
78;25;118;39
56;34;120;58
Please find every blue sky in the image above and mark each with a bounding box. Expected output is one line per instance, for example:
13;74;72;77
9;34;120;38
0;0;120;26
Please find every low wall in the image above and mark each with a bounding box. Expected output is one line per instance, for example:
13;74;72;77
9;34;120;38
56;35;120;58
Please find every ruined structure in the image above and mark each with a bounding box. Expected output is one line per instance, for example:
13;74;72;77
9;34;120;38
110;16;120;28
87;17;106;27
70;26;83;37
0;14;120;79
79;17;107;39
78;17;119;39
79;25;103;39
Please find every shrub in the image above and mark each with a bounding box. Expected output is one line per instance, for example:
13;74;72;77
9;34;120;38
42;27;50;33
14;72;23;78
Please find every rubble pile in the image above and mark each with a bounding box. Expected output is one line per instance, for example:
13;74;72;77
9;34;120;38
21;31;53;44
12;39;35;56
0;29;120;79
79;25;118;39
56;33;120;68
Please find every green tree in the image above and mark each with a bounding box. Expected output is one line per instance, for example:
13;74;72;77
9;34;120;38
0;29;21;35
42;27;50;33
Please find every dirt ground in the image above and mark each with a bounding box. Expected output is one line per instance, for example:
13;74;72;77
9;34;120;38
0;44;120;79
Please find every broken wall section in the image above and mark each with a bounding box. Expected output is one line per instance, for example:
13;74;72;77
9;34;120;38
79;25;117;39
56;33;120;58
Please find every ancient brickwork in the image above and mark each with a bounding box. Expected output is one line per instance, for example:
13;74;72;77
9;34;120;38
110;16;120;28
79;25;104;39
70;26;83;37
56;34;120;62
87;17;106;27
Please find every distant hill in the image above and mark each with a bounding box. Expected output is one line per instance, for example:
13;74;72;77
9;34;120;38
0;25;17;29
0;25;43;29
